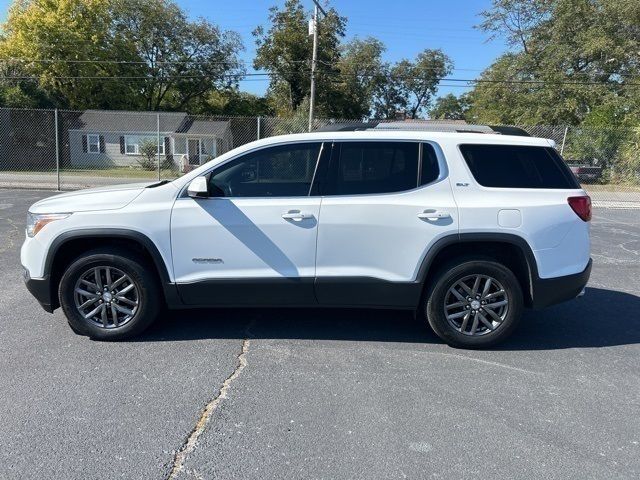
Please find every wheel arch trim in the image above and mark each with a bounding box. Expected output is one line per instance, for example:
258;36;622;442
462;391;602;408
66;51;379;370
416;232;538;300
45;228;172;282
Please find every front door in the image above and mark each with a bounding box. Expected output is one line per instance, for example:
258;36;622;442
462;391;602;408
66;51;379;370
187;138;200;165
171;141;326;305
314;140;459;307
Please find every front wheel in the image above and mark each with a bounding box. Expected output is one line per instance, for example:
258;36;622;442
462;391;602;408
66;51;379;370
58;248;161;340
423;260;523;348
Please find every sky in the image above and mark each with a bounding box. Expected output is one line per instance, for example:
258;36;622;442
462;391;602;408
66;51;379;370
0;0;508;99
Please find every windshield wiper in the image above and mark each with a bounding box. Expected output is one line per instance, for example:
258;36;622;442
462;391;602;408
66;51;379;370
146;180;171;188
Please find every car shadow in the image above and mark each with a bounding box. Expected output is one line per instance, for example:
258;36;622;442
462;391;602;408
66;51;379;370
498;287;640;351
134;287;640;350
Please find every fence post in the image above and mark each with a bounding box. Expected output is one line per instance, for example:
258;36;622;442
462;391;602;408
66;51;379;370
257;116;261;140
55;108;60;191
157;112;161;181
560;126;569;155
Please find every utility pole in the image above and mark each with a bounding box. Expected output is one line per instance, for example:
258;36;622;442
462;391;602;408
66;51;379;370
308;0;327;132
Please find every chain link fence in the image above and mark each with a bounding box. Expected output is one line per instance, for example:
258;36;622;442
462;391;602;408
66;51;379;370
0;107;639;207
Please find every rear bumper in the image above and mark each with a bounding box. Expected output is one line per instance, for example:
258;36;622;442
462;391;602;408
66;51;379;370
531;258;592;309
23;270;55;313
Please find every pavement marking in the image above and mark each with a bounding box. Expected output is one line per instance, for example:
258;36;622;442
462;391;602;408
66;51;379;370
591;253;640;265
620;241;639;256
408;442;433;454
166;338;251;480
593;214;640;228
437;352;541;375
591;201;640;209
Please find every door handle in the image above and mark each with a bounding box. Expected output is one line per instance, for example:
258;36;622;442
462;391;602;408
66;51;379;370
418;210;451;220
282;211;313;221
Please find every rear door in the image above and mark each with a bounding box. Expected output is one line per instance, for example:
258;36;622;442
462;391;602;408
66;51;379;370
313;140;459;307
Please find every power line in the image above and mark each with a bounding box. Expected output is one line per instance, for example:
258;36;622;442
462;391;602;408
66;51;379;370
0;57;300;66
5;57;636;81
0;56;486;74
1;68;637;88
317;70;637;87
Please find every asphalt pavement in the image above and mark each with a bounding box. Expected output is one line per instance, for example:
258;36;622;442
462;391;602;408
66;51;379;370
0;189;638;480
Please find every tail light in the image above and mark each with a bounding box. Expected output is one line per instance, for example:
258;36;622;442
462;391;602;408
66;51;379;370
568;195;592;222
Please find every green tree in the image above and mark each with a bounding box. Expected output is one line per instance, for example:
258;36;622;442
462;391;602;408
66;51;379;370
471;0;640;126
0;0;244;110
202;89;274;117
429;93;471;120
373;49;453;119
253;0;346;116
371;63;407;119
0;56;56;108
113;0;244;111
0;0;140;109
332;37;385;119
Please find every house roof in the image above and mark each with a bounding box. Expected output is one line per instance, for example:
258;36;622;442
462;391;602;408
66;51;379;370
174;118;230;136
73;110;187;132
71;110;230;136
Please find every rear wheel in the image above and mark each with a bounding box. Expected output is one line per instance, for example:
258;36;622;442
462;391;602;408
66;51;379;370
423;259;523;348
58;248;161;340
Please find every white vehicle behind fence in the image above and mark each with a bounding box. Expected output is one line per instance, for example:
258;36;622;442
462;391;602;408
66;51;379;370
22;124;591;348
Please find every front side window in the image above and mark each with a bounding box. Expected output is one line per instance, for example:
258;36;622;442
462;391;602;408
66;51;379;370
125;135;165;155
324;141;420;195
87;134;100;153
208;142;322;197
459;144;580;189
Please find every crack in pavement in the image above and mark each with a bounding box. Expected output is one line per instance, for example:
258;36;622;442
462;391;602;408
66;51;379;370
165;338;251;480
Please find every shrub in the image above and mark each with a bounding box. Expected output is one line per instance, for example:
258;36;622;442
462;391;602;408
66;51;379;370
136;139;159;171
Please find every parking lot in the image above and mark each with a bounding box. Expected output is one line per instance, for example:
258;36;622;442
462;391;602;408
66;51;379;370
0;188;638;480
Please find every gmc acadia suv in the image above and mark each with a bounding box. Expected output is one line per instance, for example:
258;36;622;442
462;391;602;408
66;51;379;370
21;128;592;348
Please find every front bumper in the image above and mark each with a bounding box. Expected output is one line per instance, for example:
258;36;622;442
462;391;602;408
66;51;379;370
531;258;592;309
23;269;55;313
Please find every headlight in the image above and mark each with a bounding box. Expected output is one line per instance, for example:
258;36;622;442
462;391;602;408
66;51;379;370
26;212;71;237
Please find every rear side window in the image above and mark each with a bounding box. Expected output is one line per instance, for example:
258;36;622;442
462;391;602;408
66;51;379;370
459;144;579;189
324;141;420;195
420;143;440;185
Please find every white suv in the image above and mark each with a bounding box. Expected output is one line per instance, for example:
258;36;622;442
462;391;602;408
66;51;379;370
21;127;592;348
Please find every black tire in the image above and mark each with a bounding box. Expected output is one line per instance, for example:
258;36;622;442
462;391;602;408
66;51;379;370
423;259;523;348
58;248;161;340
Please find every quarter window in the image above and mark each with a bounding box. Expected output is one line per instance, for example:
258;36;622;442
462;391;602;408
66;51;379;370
208;142;322;197
87;134;100;154
459;144;579;189
324;142;420;195
420;143;440;185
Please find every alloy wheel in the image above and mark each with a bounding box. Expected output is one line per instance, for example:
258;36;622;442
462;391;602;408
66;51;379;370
443;274;509;336
73;266;139;329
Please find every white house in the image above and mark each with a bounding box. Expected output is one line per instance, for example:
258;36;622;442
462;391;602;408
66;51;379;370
68;110;233;169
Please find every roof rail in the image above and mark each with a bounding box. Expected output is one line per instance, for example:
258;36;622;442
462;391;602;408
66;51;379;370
314;121;380;132
313;122;531;137
487;125;531;137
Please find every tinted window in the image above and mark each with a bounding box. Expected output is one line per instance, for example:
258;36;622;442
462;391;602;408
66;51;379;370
324;142;419;195
459;144;579;189
420;143;440;185
209;143;321;197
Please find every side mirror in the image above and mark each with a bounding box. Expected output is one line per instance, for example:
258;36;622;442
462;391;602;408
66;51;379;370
187;176;209;198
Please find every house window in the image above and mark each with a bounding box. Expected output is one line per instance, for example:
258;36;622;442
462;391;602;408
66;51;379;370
173;137;187;155
173;137;217;160
87;134;100;154
124;135;164;155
